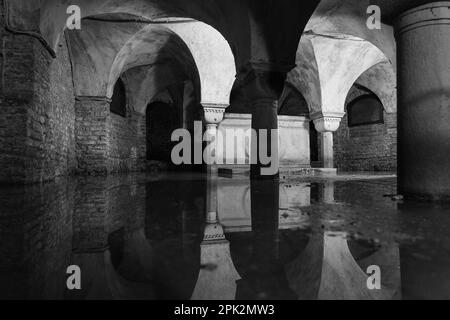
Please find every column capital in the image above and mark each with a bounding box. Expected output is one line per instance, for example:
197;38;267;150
203;222;227;243
203;104;227;125
396;2;450;36
75;96;112;103
236;60;295;101
310;111;345;133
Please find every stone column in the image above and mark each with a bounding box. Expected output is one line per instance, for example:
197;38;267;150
238;62;292;179
320;132;334;169
203;105;225;222
311;112;344;169
396;3;450;201
75;96;111;176
130;111;146;172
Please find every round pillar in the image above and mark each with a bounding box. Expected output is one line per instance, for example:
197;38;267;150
311;112;344;169
251;99;279;178
396;3;450;201
237;62;291;180
203;105;225;221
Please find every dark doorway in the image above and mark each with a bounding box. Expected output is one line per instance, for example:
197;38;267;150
310;122;319;164
146;101;179;164
110;78;127;117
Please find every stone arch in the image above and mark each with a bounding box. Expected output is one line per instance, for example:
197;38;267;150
353;61;397;114
287;36;322;116
346;92;385;127
65;16;236;107
108;21;236;106
122;64;202;130
279;83;309;116
308;33;389;119
286;0;396;122
305;0;396;66
38;0;202;54
106;24;200;99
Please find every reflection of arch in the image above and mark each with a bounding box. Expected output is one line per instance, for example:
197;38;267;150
69;250;156;300
286;232;401;300
192;237;241;300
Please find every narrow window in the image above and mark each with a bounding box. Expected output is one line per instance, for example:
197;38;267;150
348;94;384;127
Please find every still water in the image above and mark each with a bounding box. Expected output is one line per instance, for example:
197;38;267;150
1;172;450;300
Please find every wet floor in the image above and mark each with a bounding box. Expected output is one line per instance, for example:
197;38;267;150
1;172;450;300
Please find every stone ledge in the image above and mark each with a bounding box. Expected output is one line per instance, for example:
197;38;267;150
218;165;337;179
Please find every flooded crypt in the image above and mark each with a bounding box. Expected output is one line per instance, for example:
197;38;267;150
1;0;450;300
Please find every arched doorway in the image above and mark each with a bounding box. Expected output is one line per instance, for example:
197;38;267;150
146;101;179;167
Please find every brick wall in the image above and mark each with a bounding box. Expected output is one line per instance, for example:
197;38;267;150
0;19;76;184
75;98;110;175
75;98;146;176
109;112;146;173
334;110;397;172
1;1;147;183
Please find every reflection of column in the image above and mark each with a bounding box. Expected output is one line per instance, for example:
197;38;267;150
69;178;155;300
192;181;240;300
192;106;241;300
396;3;450;201
72;178;110;253
311;112;344;169
236;179;294;299
75;96;111;175
251;179;280;258
70;178;112;299
279;183;311;229
237;62;292;179
322;181;335;204
191;229;241;300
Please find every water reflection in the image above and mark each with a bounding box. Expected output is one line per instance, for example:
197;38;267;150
1;173;450;299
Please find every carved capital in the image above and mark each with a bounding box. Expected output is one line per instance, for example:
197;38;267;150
203;222;226;242
75;96;112;103
203;104;227;125
310;111;345;133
